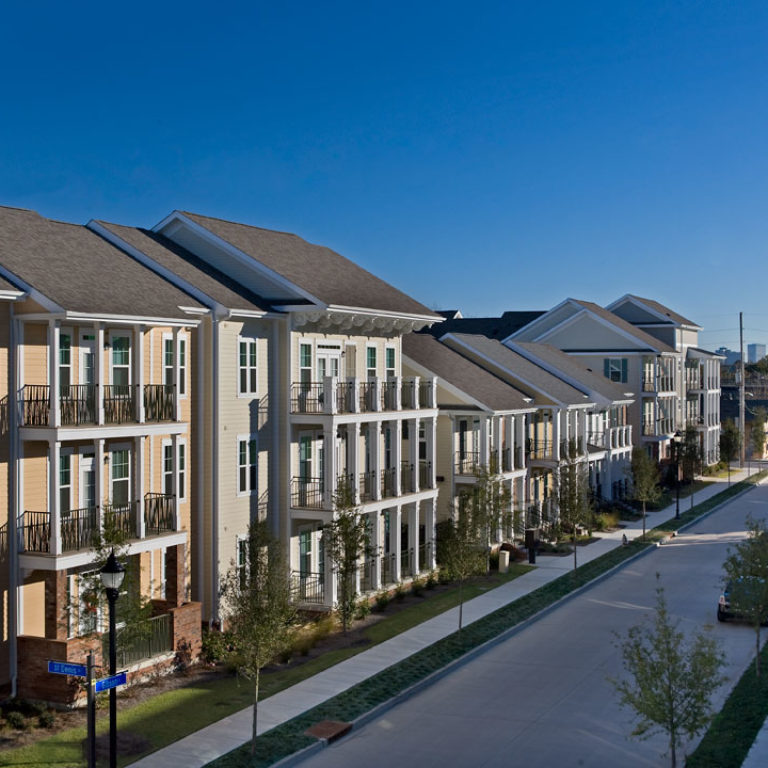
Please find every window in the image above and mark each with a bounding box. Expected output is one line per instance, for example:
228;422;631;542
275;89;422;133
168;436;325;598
367;346;377;378
299;343;312;385
604;358;628;383
59;333;71;390
164;338;174;388
164;335;187;395
178;337;187;396
111;449;130;507
238;338;257;395
59;454;71;513
163;444;174;496
238;437;257;494
385;347;396;379
299;529;312;577
111;336;130;388
178;442;186;501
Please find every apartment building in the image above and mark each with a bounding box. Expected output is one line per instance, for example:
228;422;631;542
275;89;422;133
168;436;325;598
144;212;444;611
402;332;535;535
0;207;203;702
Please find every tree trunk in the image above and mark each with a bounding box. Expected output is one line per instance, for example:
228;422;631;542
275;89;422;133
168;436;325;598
670;727;677;768
573;532;578;572
756;626;762;678
642;501;646;540
458;579;464;638
251;668;260;755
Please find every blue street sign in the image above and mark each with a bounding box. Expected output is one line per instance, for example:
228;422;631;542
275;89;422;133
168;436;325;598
94;671;127;693
48;660;88;677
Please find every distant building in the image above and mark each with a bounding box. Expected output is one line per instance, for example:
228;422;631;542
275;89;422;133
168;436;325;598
748;343;767;364
716;347;741;366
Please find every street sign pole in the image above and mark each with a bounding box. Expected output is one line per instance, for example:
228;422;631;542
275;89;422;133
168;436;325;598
87;651;96;768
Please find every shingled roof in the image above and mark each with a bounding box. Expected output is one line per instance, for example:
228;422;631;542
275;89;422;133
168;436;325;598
94;221;270;314
403;333;533;411
0;207;204;319
621;295;699;328
180;212;440;319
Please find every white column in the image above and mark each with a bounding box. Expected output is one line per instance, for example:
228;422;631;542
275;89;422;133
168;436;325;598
552;409;561;462
172;433;181;530
371;512;382;589
137;325;146;423
425;499;436;570
410;418;419;491
390;505;401;583
408;502;419;574
372;420;382;501
135;436;145;538
323;428;336;508
480;417;489;469
325;541;338;608
495;416;503;472
49;439;61;555
393;419;402;495
349;424;361;505
96;323;105;425
516;415;526;468
173;327;181;422
427;416;436;488
507;415;515;469
49;320;60;428
96;439;105;530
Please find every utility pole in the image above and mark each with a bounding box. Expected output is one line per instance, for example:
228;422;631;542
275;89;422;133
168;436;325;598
740;311;746;467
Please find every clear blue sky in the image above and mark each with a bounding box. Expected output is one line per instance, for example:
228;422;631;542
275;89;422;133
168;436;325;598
2;1;767;350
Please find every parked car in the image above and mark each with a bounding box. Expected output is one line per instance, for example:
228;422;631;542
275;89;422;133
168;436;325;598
718;578;768;623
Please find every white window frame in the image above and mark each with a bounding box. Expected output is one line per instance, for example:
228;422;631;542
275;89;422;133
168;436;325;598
178;439;187;502
108;442;132;506
59;448;73;514
237;434;258;496
385;345;396;379
109;331;132;387
298;338;313;384
178;333;187;398
238;336;258;396
366;345;377;379
162;439;174;497
162;333;175;389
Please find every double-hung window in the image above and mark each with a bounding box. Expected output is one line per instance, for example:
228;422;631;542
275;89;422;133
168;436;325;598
366;346;377;379
238;337;258;395
604;358;628;383
385;347;396;379
238;437;257;495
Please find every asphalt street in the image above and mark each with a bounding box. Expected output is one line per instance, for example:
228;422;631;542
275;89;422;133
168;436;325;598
296;483;768;768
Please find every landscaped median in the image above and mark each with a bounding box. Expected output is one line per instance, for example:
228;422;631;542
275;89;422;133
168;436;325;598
210;470;768;768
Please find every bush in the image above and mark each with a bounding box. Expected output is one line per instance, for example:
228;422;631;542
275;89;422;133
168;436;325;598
174;639;194;673
411;578;425;597
354;599;371;620
38;711;55;729
426;571;438;589
5;711;26;730
594;511;620;531
201;628;234;665
375;590;390;612
394;583;406;602
488;550;499;571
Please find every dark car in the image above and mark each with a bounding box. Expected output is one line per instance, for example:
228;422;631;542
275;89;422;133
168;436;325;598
718;579;768;623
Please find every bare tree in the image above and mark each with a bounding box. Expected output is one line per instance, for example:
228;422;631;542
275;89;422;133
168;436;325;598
555;438;593;571
219;520;297;754
720;420;741;486
629;447;661;541
611;579;725;768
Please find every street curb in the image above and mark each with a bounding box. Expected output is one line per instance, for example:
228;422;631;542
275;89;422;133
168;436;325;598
252;477;765;767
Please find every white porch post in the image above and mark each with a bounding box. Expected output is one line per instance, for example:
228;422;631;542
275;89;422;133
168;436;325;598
323;428;336;508
96;323;105;425
393;419;402;495
372;420;382;501
480;417;489;469
390;505;402;583
49;439;61;555
137;325;145;423
371;511;382;590
96;439;105;530
408;502;419;574
172;434;181;530
427;416;436;488
173;327;181;422
135;436;145;538
425;499;436;569
48;320;60;428
552;409;561;462
325;531;338;607
410;418;419;492
349;424;361;505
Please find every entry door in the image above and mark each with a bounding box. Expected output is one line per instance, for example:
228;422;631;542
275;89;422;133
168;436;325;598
80;454;96;510
79;333;96;385
317;349;341;380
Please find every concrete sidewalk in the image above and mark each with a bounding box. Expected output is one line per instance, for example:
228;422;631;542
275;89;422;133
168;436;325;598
131;469;753;768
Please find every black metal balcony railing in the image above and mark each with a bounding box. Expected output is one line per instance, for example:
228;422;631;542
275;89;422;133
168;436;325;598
19;385;50;426
290;383;323;414
60;385;96;425
107;613;173;669
419;460;432;489
359;559;376;593
335;381;355;413
560;438;585;457
359;470;375;502
400;461;414;493
418;380;432;408
144;384;175;422
290;571;325;604
642;420;656;436
381;552;397;585
359;382;376;412
515;445;525;468
381;381;398;411
527;440;553;460
104;385;137;424
291;477;325;509
401;380;417;409
19;511;50;552
61;506;99;551
455;450;480;475
380;467;396;499
501;447;512;472
108;501;139;540
400;547;414;578
144;493;175;535
418;541;432;570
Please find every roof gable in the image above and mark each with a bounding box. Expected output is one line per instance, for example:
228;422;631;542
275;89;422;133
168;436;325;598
607;294;699;329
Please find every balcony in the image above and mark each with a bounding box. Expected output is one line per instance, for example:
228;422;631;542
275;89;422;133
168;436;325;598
527;440;553;460
290;476;325;509
18;494;176;555
419;460;433;489
19;384;177;427
290;571;325;604
290;376;436;416
455;450;480;476
380;467;397;498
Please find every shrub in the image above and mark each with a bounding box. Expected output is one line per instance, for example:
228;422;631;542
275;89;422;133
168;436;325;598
38;711;55;729
426;571;438;589
594;511;620;531
354;599;371;620
5;711;26;730
201;628;234;665
488;550;500;571
394;583;406;602
411;578;425;597
375;590;390;612
174;639;194;673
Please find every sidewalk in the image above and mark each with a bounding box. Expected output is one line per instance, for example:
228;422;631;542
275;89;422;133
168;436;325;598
132;469;751;768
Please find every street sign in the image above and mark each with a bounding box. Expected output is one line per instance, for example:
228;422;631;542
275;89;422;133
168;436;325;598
48;660;88;677
94;671;127;693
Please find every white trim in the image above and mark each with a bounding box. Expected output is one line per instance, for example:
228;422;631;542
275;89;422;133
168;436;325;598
237;335;259;397
108;329;132;386
178;332;188;399
236;433;258;497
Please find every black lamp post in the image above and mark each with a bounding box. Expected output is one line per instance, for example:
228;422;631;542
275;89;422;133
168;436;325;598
100;550;125;768
673;431;683;520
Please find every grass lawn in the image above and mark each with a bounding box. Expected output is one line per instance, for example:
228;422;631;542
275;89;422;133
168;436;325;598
0;565;531;768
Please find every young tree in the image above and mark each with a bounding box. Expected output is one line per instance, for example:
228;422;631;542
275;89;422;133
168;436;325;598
722;515;768;677
555;438;593;571
219;520;297;753
751;407;767;461
441;501;486;637
322;482;369;633
469;455;512;570
680;424;701;483
629;447;661;541
611;580;725;768
720;420;741;486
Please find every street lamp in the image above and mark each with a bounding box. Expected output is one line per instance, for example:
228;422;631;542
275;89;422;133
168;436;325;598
673;431;683;520
100;550;125;768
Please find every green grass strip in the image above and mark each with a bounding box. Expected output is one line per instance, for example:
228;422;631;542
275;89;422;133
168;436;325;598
687;642;768;767
210;472;767;767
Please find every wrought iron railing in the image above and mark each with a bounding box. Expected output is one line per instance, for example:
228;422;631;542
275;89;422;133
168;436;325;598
381;380;398;411
418;541;433;571
400;547;414;578
418;380;433;408
291;476;325;509
358;382;376;412
290;571;325;604
106;613;173;669
455;451;480;475
107;501;139;540
381;552;397;585
335;381;355;413
19;511;50;552
359;471;375;502
527;440;553;460
61;506;99;551
401;380;417;409
144;493;175;535
144;384;175;421
60;385;96;425
419;460;433;488
19;385;51;426
290;382;324;414
381;467;396;499
400;461;414;493
359;559;376;593
104;385;137;423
